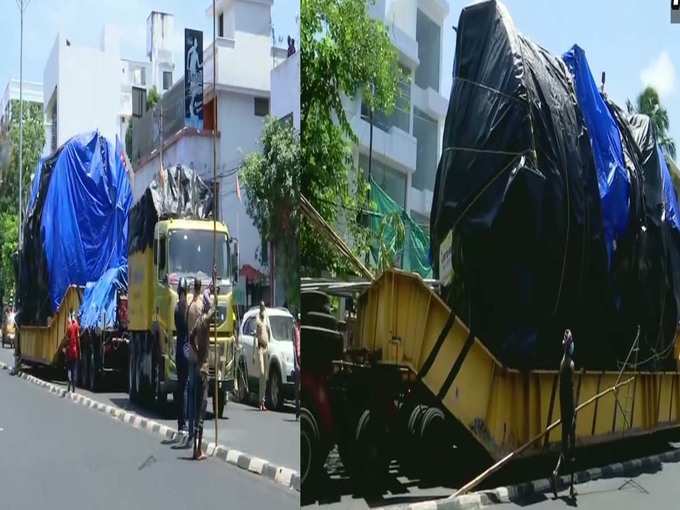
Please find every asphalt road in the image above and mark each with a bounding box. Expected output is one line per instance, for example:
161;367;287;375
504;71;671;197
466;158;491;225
0;358;299;510
302;419;680;509
0;346;299;471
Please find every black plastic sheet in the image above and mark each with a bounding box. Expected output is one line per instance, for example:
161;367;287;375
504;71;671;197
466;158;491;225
431;0;616;368
128;164;213;254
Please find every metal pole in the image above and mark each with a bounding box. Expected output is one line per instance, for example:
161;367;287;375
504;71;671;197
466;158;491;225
212;0;219;444
18;0;24;249
159;101;163;172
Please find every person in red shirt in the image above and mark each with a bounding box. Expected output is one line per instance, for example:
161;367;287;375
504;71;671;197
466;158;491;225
64;309;80;393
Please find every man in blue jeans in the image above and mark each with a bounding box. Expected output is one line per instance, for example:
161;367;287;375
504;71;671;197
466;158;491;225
174;280;189;433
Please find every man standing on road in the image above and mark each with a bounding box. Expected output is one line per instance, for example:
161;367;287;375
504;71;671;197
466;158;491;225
64;310;80;393
186;279;203;443
189;281;214;460
551;329;576;500
174;280;189;434
253;302;272;411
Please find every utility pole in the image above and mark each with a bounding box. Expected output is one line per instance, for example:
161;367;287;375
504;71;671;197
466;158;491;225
159;101;164;172
212;0;219;445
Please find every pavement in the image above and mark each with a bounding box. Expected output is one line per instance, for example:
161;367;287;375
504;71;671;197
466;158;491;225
0;353;299;510
0;346;299;471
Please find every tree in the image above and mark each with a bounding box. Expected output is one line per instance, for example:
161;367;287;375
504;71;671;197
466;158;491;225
241;117;300;309
301;0;401;276
627;86;676;159
0;100;45;302
146;86;160;111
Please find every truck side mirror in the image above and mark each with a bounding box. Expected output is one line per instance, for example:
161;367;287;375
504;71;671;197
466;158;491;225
230;238;239;283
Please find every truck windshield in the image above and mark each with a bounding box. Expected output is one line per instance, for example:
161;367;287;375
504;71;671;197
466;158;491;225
168;230;229;279
270;316;294;342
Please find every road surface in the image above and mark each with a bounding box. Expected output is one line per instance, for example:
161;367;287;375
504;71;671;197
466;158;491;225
0;355;299;510
0;346;298;471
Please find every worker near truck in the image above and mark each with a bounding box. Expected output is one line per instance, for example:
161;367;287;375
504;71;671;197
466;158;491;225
189;283;215;460
254;302;272;411
186;278;203;443
64;310;80;393
551;329;576;500
174;280;189;433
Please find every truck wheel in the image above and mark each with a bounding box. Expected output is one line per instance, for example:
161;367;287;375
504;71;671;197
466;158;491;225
153;357;167;406
267;367;283;411
128;343;138;402
88;345;98;392
301;407;325;492
351;409;389;490
419;407;449;478
301;290;332;315
303;312;338;330
214;388;227;418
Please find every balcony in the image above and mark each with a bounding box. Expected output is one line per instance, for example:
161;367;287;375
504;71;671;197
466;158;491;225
351;115;417;172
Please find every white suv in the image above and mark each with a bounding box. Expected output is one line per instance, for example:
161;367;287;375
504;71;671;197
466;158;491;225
237;307;296;410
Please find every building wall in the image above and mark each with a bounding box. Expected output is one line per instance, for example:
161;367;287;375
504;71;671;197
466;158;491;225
271;51;300;130
43;34;122;149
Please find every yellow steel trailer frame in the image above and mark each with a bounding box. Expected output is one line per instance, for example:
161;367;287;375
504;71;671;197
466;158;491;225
18;285;82;366
356;269;680;461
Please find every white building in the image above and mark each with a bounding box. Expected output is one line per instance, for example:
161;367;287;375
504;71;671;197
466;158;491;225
271;49;300;130
132;0;290;307
43;12;176;155
0;79;44;133
348;0;449;230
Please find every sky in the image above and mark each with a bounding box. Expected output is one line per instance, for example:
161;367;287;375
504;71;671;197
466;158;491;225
0;0;299;88
441;0;680;148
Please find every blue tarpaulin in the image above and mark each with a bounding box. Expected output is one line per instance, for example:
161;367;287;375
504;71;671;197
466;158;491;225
563;45;630;262
27;132;132;313
660;146;680;231
79;265;127;330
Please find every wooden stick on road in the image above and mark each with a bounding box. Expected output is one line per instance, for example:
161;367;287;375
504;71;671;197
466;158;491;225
452;375;636;498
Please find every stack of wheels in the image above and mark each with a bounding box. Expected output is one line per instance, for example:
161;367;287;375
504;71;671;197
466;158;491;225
300;290;342;492
400;401;451;481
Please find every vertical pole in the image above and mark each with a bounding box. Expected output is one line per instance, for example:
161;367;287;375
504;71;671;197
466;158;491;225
212;0;219;444
18;0;24;249
159;101;163;173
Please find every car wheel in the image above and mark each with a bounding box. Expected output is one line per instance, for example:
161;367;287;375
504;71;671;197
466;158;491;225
267;366;283;411
234;358;248;403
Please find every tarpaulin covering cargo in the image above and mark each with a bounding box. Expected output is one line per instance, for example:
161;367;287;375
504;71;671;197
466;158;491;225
128;164;213;254
19;132;132;326
430;0;678;369
78;265;127;330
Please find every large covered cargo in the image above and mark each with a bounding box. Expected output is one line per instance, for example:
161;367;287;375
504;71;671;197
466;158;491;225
430;0;678;370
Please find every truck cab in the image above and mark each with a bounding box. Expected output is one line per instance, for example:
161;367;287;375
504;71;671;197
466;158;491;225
128;217;239;418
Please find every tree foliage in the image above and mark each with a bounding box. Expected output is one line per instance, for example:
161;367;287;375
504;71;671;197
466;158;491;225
0;100;45;302
241;117;300;307
301;0;401;276
147;86;160;111
627;86;676;159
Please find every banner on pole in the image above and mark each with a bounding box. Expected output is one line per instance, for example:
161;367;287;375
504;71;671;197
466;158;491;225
184;28;204;129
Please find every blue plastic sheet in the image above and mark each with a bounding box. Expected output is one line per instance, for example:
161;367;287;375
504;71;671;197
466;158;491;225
79;265;127;330
563;45;630;262
660;146;680;231
30;132;132;313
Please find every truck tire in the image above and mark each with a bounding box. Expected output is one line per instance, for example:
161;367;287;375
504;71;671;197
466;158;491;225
300;325;343;369
350;409;389;490
153;356;167;406
301;407;324;492
419;407;449;479
266;365;284;411
128;342;138;402
303;311;338;330
214;388;227;419
301;290;332;315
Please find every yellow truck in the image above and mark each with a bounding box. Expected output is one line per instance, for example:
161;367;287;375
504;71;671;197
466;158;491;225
127;217;239;418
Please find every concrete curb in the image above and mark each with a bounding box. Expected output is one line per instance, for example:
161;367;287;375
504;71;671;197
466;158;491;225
0;361;300;492
376;448;680;509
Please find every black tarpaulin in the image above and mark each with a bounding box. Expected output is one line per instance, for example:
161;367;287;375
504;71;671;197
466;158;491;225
128;164;213;254
431;0;614;368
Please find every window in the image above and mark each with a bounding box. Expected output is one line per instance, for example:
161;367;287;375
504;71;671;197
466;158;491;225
359;154;407;208
415;10;441;92
219;13;224;37
361;67;411;133
163;71;172;90
168;230;229;279
244;317;256;336
254;97;269;117
270;316;294;342
132;86;146;118
413;108;438;191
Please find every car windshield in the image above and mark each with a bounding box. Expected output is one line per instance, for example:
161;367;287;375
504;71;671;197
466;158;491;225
168;230;229;279
270;316;294;342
